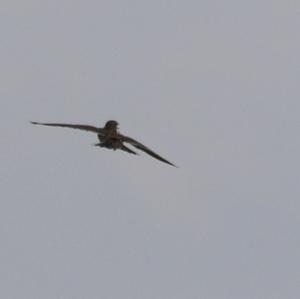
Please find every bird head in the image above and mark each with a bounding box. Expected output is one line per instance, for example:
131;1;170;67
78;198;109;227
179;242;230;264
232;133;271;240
104;120;119;130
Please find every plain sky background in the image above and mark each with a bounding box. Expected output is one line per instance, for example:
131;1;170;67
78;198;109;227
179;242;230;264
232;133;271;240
1;1;300;298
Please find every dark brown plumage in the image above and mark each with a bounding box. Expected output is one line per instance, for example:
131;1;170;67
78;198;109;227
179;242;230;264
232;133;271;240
31;120;177;167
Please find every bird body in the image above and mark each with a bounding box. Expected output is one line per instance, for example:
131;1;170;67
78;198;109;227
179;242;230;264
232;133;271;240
31;120;177;167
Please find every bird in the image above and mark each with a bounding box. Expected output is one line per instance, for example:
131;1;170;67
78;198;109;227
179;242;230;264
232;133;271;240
30;120;177;167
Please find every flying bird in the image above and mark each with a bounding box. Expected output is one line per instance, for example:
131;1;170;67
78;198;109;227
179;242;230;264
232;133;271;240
31;120;177;167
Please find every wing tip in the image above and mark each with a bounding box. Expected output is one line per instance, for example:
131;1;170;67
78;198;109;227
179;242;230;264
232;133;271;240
169;162;179;168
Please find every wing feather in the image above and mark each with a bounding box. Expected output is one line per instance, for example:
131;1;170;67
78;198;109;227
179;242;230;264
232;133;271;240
30;121;104;135
122;135;177;167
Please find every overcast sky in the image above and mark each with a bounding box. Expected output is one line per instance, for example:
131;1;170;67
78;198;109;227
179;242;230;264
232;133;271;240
1;1;300;298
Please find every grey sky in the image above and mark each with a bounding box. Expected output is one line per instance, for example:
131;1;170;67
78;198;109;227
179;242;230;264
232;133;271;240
1;0;300;298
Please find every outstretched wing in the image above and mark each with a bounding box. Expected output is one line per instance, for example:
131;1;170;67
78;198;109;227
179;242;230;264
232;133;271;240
30;121;105;135
122;135;177;167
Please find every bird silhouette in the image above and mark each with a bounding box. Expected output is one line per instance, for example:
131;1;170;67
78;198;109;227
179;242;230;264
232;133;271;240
31;120;177;167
